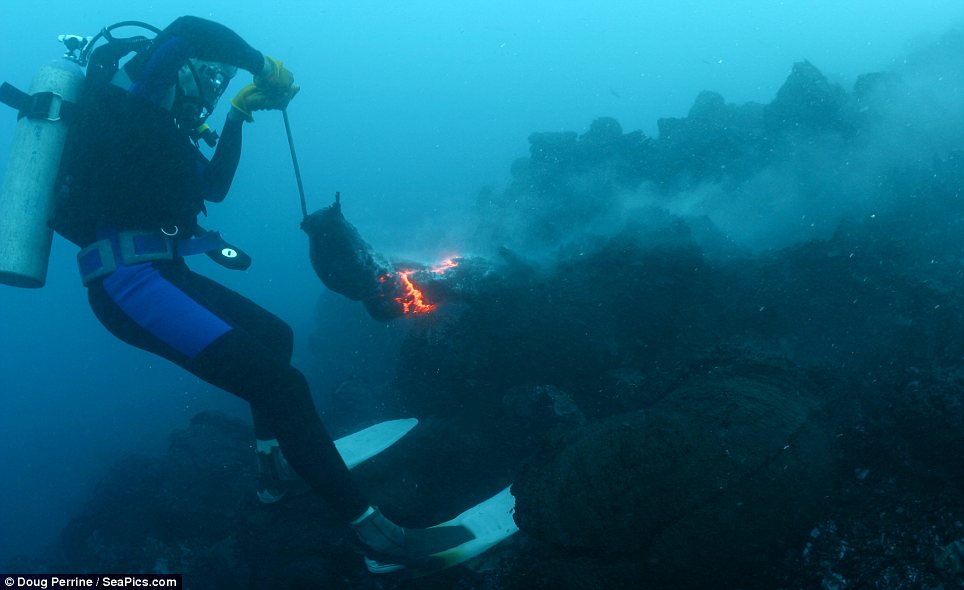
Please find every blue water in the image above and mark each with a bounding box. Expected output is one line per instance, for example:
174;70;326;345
2;0;963;566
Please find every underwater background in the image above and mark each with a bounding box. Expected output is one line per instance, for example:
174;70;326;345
3;1;964;587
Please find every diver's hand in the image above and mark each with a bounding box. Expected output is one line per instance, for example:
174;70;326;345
230;83;301;122
256;56;295;91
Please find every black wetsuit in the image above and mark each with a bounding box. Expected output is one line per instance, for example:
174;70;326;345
56;16;368;521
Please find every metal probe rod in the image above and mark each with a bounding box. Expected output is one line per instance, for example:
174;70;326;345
282;109;309;219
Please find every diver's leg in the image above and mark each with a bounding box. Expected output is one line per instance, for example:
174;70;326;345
138;267;291;437
162;270;305;500
189;330;368;518
193;333;475;570
164;269;295;361
87;260;474;570
87;260;367;519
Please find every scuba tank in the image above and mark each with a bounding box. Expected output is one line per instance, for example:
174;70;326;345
0;58;84;287
0;22;159;288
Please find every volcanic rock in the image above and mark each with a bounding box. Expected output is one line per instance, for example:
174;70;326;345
513;359;833;588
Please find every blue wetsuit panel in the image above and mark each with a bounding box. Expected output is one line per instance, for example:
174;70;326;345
101;262;231;358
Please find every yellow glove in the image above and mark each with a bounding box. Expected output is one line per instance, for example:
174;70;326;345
255;56;295;91
230;83;301;122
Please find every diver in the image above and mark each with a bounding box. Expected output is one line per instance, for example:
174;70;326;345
50;15;473;575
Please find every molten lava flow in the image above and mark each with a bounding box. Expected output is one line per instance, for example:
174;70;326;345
395;270;435;315
393;257;460;316
431;258;459;274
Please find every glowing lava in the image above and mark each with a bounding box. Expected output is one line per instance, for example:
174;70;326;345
393;257;460;316
431;258;459;274
395;271;435;315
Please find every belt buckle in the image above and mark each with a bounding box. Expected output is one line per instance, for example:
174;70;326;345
77;239;117;286
117;230;174;265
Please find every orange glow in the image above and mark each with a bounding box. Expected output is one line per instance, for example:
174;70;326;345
393;257;459;316
431;258;459;274
395;270;436;315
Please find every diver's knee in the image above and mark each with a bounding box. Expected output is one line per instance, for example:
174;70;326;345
272;364;312;403
279;323;294;361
